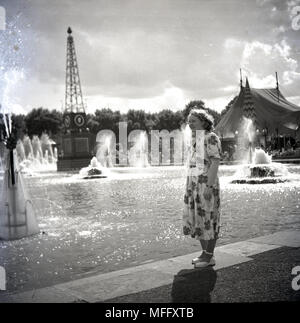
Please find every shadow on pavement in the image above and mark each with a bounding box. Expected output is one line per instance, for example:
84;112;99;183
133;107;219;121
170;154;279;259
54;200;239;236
171;267;217;303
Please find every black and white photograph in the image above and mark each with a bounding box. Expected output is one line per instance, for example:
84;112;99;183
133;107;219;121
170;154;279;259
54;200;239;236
0;0;300;306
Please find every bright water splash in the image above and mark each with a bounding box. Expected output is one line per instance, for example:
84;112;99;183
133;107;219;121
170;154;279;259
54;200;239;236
128;132;149;167
2;69;25;115
232;148;290;182
235;117;258;163
0;12;33;115
96;134;114;167
79;156;109;179
16;134;57;173
229;118;291;182
253;148;272;164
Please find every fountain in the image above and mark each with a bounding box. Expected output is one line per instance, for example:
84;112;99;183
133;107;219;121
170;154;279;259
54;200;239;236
96;134;114;168
231;118;289;184
128;132;149;167
79;156;108;179
0;149;40;240
0;17;41;240
0;114;40;240
40;133;55;163
31;135;43;162
16;134;57;173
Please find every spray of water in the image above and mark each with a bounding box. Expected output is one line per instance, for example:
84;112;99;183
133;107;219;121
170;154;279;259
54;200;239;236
105;137;111;154
0;12;34;116
16;135;57;172
235;117;258;163
96;133;115;167
128;131;149;167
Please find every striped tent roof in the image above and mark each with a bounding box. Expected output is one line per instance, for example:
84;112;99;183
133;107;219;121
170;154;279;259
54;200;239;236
215;81;300;138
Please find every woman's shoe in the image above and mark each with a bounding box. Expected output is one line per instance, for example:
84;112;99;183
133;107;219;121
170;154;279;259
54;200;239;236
192;252;206;265
194;256;216;268
208;256;216;266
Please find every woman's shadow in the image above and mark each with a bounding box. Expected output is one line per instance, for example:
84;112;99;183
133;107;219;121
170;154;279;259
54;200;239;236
171;267;217;303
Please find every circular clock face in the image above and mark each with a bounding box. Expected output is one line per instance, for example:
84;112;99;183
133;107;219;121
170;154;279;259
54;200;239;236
64;115;71;128
74;114;85;127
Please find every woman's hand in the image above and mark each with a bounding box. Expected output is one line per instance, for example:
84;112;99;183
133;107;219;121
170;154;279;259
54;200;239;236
203;186;213;200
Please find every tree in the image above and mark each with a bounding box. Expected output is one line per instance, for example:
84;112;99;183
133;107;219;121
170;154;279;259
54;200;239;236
86;113;100;134
90;108;122;135
155;109;183;131
25;108;63;137
126;109;148;132
12;114;26;140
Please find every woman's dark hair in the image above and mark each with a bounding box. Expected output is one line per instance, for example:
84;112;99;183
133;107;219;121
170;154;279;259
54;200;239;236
188;108;214;131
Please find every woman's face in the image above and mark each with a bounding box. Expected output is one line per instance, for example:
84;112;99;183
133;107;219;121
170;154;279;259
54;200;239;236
188;114;205;131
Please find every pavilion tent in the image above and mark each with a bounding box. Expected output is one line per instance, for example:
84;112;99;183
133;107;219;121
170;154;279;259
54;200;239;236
215;80;300;138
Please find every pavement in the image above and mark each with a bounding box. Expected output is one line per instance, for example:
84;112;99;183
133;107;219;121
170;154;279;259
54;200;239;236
0;230;300;303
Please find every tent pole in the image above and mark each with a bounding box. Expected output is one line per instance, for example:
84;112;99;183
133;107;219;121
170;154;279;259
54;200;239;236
275;72;279;102
240;68;243;89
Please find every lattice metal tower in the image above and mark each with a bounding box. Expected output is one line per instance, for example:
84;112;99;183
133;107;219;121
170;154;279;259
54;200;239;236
58;27;93;172
65;27;85;114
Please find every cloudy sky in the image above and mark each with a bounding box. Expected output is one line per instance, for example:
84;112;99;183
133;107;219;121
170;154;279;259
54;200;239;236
0;0;300;115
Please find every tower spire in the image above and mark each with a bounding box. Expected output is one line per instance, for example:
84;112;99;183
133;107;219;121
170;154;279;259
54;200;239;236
65;27;85;114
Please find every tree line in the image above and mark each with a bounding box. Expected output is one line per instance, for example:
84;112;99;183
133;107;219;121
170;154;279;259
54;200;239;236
1;98;237;140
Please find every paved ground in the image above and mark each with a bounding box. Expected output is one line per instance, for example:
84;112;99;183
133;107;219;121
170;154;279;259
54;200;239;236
106;246;300;303
0;230;300;303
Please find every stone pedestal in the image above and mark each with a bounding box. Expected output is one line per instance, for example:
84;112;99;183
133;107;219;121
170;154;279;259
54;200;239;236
57;131;95;171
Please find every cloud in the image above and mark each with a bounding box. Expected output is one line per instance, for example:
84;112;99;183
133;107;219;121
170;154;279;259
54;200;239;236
0;0;299;114
223;38;300;97
85;85;189;113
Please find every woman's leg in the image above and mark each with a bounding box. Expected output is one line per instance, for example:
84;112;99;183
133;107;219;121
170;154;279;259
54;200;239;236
200;239;208;251
205;238;217;258
192;239;207;264
194;238;216;267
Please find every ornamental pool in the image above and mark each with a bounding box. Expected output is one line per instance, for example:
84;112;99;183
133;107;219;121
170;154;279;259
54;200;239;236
0;164;300;293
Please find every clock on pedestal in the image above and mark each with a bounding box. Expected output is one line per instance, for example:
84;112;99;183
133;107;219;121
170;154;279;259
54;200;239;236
63;112;86;132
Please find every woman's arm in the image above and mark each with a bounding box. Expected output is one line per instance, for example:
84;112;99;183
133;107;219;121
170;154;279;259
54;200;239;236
207;158;220;186
204;158;220;200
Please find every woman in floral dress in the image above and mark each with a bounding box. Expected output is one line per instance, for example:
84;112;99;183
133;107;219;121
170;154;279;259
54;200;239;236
183;109;222;268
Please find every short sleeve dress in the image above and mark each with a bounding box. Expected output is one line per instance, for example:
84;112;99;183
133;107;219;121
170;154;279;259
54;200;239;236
182;131;222;241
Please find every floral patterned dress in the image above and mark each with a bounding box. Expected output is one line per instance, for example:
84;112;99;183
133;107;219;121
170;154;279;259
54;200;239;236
183;131;222;241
